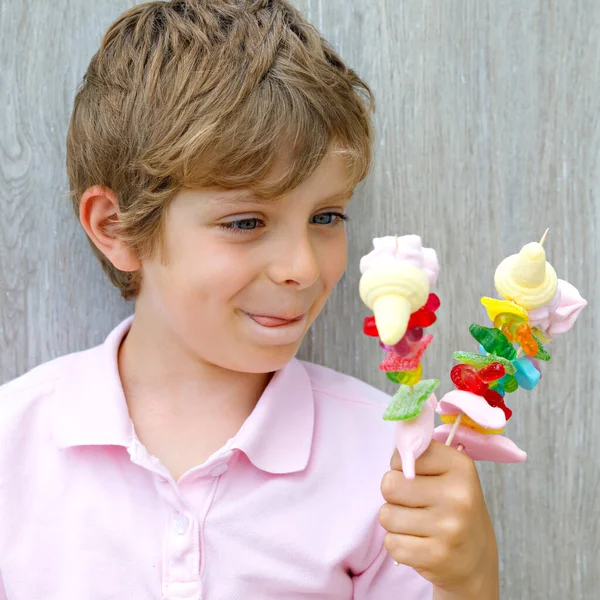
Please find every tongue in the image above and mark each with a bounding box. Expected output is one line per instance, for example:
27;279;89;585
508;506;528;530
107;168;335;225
251;315;293;327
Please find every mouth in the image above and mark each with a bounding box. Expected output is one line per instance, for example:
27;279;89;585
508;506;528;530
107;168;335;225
242;311;307;328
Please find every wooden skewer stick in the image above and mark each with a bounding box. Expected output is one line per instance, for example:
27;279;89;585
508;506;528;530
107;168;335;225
539;228;549;247
445;413;463;446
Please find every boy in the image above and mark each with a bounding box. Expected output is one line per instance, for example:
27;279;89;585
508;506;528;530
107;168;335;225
0;1;499;598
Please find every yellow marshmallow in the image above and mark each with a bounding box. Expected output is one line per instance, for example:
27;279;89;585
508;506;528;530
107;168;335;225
440;413;505;435
359;263;430;346
494;242;558;310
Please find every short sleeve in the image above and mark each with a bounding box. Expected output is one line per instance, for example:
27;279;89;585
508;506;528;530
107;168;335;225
352;544;433;599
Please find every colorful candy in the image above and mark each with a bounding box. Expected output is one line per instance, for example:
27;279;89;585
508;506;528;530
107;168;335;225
407;306;437;329
480;297;528;322
513;357;541;391
383;379;440;421
498;374;519;393
483;389;513;420
406;327;424;342
363;316;378;337
469;324;517;360
477;363;506;383
379;335;433;372
532;333;551;361
425;293;441;312
450;364;488;396
386;363;423;386
493;312;539;356
452;351;516;375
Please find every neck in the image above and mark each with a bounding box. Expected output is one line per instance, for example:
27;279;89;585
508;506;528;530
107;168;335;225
118;312;272;422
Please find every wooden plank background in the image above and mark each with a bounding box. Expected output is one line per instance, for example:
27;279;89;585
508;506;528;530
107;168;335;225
1;0;598;597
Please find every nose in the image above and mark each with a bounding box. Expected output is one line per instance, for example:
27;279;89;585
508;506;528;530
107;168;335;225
267;232;320;289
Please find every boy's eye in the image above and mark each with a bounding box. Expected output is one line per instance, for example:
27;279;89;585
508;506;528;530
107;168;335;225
219;218;263;232
233;218;259;230
311;212;349;226
218;212;348;234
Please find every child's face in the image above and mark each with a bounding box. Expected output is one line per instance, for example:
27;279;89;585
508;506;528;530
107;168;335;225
136;150;352;374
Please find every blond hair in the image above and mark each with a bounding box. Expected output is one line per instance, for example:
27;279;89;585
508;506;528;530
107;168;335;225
66;0;374;300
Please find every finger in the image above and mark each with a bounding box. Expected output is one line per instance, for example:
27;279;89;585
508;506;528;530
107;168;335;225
391;440;472;476
384;532;448;572
379;503;436;537
381;469;441;508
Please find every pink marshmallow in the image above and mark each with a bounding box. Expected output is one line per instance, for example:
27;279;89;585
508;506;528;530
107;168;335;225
436;390;507;431
359;235;439;286
394;394;436;480
528;279;587;337
433;425;527;463
422;246;440;286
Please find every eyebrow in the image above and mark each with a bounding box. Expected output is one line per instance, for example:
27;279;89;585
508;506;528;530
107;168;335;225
207;189;354;206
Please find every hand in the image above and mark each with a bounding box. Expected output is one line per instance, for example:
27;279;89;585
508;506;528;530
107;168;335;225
379;440;499;599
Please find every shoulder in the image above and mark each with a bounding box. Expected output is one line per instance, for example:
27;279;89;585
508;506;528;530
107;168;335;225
0;358;62;410
0;349;83;436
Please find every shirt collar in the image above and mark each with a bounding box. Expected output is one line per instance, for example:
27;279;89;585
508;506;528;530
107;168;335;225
53;316;315;475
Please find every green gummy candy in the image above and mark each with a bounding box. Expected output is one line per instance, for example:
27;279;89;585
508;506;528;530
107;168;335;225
532;333;552;361
469;324;517;361
386;372;401;384
452;351;517;375
383;379;440;421
502;374;519;393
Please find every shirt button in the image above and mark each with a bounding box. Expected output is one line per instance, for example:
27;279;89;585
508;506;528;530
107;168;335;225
173;514;189;535
210;462;229;477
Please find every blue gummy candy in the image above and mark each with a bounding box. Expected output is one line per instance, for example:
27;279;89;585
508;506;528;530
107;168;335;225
514;357;541;391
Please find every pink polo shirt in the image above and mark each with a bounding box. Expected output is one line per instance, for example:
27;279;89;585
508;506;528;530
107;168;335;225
0;317;432;599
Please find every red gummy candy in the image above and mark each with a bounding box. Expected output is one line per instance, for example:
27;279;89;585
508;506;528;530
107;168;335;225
406;327;424;342
450;364;488;396
425;293;441;312
477;362;506;383
483;389;513;421
393;337;412;356
407;308;437;329
379;335;434;372
363;316;379;337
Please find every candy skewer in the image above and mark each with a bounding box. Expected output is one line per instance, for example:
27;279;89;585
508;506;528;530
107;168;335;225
359;235;441;479
445;413;463;446
437;230;586;461
359;232;586;472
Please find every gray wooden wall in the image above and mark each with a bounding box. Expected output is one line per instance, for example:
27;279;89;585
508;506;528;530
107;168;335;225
1;0;598;597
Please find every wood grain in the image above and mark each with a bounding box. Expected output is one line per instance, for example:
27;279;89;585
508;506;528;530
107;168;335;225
1;0;598;597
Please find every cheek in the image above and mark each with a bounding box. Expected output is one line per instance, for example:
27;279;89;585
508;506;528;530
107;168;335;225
320;235;348;289
164;242;258;308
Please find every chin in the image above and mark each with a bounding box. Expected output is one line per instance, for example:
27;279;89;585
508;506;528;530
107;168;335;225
216;339;302;375
243;343;302;374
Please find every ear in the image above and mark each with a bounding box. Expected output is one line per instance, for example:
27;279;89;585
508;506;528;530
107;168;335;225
79;186;141;272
